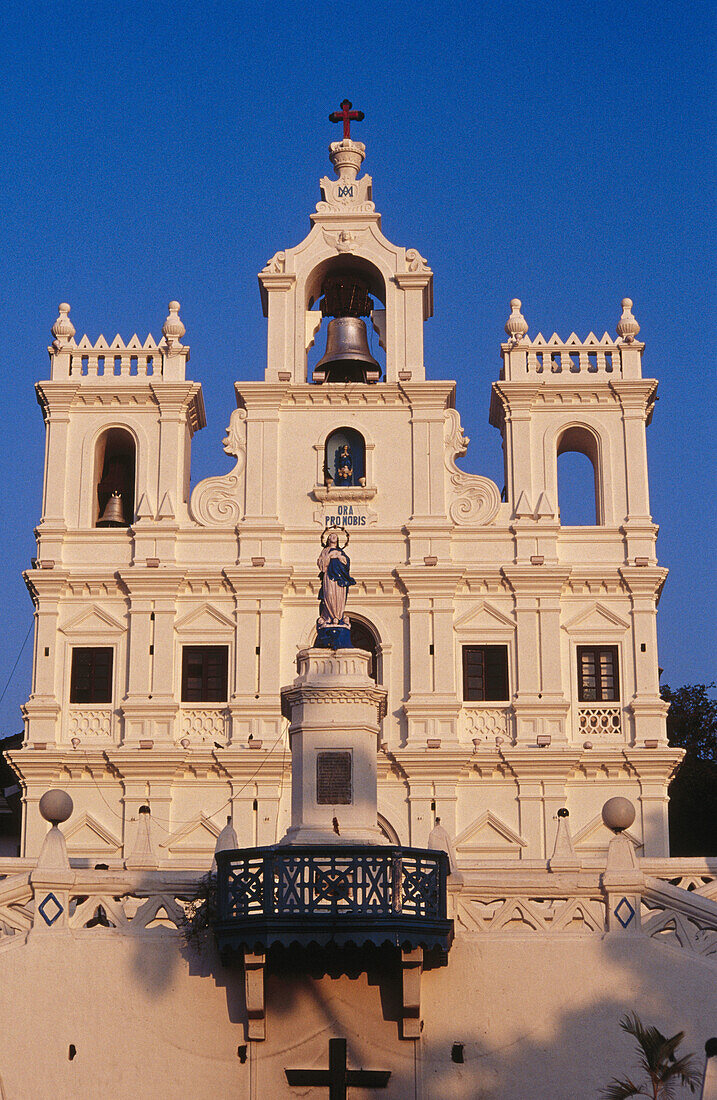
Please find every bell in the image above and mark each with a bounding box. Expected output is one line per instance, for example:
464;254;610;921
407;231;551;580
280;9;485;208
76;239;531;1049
97;491;126;527
314;316;381;383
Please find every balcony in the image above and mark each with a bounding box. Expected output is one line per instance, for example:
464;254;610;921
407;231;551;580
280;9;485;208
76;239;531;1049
214;845;454;957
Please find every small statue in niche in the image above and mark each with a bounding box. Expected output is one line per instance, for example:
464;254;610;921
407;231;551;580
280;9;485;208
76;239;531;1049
335;443;354;485
316;526;355;649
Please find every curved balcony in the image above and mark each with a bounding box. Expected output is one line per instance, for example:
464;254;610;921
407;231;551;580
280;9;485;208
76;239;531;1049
214;845;454;957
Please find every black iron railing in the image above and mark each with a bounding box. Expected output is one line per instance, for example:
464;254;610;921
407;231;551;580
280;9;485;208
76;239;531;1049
214;845;453;955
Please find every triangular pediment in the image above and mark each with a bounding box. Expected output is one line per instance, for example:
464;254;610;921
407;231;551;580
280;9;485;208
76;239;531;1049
64;812;122;855
454;601;515;633
174;603;235;634
61;605;126;637
572;813;642;854
454;810;526;856
161;813;221;855
563;603;631;634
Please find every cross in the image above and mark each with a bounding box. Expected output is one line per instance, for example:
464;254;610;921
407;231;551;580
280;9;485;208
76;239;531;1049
329;99;365;140
285;1037;390;1099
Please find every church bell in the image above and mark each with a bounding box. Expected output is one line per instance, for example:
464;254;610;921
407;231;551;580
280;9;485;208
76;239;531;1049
314;316;381;383
97;491;126;527
313;273;381;383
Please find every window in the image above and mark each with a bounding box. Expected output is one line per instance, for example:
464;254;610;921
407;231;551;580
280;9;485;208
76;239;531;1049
181;646;229;702
462;646;509;702
577;646;619;702
70;647;113;704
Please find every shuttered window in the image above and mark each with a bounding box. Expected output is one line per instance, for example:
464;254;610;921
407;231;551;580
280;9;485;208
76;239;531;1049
181;646;229;702
577;646;619;702
462;646;509;702
70;647;113;704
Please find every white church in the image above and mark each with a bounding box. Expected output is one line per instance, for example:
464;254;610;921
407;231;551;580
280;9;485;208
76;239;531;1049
1;104;715;1099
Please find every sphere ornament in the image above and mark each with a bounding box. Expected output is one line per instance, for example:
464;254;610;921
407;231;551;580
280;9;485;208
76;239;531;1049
51;302;75;344
504;298;529;342
162;300;186;345
39;789;73;826
601;796;635;834
616;297;640;343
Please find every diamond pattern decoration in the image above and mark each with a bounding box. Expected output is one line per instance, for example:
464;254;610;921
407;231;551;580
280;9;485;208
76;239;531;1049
614;896;636;929
38;892;64;927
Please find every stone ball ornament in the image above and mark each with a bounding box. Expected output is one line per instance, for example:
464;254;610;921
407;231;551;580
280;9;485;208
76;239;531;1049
39;789;73;826
601;796;635;834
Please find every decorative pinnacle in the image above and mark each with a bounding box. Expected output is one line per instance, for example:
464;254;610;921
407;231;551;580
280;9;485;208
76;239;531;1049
162;300;185;348
51;303;75;347
505;298;528;343
616;297;640;343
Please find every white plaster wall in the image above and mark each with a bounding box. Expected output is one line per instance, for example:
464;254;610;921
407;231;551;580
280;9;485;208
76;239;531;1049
0;930;713;1099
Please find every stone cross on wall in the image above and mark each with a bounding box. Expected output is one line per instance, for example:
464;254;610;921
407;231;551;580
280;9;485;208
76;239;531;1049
285;1038;390;1099
329;99;364;139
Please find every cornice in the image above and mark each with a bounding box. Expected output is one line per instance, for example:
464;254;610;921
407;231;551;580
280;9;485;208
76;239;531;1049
501;565;571;595
281;685;388;721
394;565;465;597
618;566;668;598
223;566;293;597
500;749;584;780
116;567;187;597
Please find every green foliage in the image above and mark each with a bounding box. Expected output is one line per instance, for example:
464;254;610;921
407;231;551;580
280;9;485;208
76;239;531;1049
181;872;218;950
662;682;717;855
600;1013;702;1099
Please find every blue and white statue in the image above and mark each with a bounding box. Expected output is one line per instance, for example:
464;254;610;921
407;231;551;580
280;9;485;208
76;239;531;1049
316;526;355;649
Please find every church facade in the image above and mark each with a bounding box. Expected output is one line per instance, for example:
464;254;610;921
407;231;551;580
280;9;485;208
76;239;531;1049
1;112;715;1100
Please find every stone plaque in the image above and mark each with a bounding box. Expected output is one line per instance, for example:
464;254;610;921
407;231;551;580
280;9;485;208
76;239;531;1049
316;751;352;805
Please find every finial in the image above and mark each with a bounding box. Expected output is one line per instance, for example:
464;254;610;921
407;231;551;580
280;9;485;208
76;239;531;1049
51;303;75;347
162;300;185;348
616;297;640;343
505;298;528;343
329;99;364;141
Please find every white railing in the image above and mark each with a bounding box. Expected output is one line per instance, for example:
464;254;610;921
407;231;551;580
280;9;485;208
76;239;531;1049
68;706;113;742
460;706;511;744
179;706;229;746
577;704;622;739
68;335;161;379
526;333;620;376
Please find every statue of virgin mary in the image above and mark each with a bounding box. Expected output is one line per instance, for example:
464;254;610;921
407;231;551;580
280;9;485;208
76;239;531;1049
316;527;355;648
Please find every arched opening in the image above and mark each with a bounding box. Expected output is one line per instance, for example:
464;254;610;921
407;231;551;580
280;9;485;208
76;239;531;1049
377;813;400;844
94;428;136;527
324;427;366;488
349;616;380;682
557;426;601;526
305;257;386;384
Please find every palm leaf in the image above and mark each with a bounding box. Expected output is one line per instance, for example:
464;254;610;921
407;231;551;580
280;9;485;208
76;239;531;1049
599;1076;648;1099
661;1054;703;1092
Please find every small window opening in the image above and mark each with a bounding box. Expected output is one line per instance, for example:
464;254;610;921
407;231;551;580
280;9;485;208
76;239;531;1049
349;617;379;681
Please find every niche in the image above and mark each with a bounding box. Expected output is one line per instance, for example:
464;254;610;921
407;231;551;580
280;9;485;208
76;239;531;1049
324;427;366;488
557;426;601;526
95;428;136;527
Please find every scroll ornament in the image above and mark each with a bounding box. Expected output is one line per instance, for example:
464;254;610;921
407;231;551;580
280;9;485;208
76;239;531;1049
444;409;501;526
189;408;247;527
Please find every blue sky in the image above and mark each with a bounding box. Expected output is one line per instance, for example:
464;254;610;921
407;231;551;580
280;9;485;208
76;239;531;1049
0;0;714;733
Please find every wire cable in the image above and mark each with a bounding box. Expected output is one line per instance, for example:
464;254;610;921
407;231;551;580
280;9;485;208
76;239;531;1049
0;620;33;707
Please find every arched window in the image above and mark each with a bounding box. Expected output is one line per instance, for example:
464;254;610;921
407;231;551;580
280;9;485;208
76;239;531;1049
557;426;601;526
349;616;380;682
324;427;366;488
94;428;136;527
